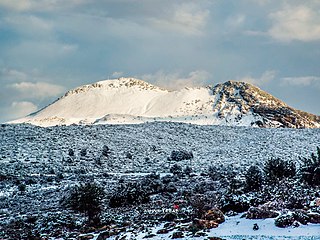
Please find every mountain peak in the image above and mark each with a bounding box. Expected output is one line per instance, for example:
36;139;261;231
9;78;320;128
63;77;164;98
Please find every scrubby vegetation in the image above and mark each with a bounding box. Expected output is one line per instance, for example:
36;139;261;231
245;165;263;191
264;157;296;182
300;146;320;185
61;182;105;224
170;149;193;161
0;123;319;239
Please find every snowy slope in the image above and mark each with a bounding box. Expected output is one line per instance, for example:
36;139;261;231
9;77;320;128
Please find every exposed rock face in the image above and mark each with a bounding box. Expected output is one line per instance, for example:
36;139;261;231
212;81;320;128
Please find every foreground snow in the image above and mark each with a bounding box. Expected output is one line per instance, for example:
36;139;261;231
107;214;320;240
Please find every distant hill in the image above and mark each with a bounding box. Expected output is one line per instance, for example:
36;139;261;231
10;77;320;128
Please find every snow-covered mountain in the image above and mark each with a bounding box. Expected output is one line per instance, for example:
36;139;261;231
10;77;320;128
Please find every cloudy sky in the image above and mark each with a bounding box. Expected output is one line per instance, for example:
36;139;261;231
0;0;319;122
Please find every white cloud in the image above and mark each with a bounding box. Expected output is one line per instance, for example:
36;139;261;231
151;3;209;36
9;81;65;99
0;0;32;11
9;101;38;119
111;71;124;78
246;0;272;6
0;68;28;82
9;41;78;61
238;70;276;86
140;70;211;90
0;0;88;12
268;5;320;42
4;15;54;38
281;76;320;88
226;15;246;28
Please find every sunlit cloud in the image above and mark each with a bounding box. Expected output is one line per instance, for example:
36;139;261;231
9;101;38;119
139;70;211;90
281;76;320;88
268;5;320;42
151;3;209;36
9;81;65;99
238;70;277;86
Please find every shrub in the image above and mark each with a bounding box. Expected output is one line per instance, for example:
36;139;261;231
207;164;236;182
125;152;133;159
80;148;87;157
140;173;163;194
275;214;295;228
18;183;26;192
62;182;105;224
170;150;193;161
183;166;193;176
102;145;111;157
189;194;212;218
109;181;149;208
245;165;263;191
264;158;296;182
300;147;320;186
68;149;74;157
109;174;164;208
220;194;251;213
170;163;183;176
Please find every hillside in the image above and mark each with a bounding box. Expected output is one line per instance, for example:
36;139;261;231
9;77;320;128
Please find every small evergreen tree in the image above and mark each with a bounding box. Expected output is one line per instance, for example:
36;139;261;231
245;165;263;191
62;182;105;224
300;147;320;186
102;145;111;157
264;158;296;182
170;149;193;161
80;148;87;157
18;183;26;192
184;165;193;176
170;163;183;176
68;148;74;157
109;181;149;208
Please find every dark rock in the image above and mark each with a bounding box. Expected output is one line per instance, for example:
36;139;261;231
292;210;310;225
292;221;300;228
171;231;184;239
193;231;207;237
225;210;238;217
96;231;110;240
221;196;251;213
253;223;259;231
143;233;157;238
157;229;169;234
162;212;177;222
246;206;279;219
164;222;176;228
192;219;219;230
203;208;225;223
275;214;295;228
308;213;320;223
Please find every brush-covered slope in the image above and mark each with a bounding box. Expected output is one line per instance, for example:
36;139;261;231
10;78;320;128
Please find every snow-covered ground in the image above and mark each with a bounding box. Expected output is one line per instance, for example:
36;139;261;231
111;214;320;240
0;122;319;239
